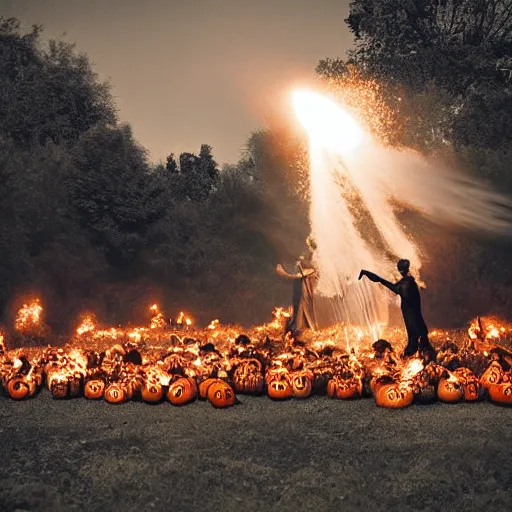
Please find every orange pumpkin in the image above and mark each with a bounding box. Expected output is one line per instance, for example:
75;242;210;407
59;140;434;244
327;376;359;400
104;382;128;404
6;378;31;400
167;377;197;405
453;368;481;402
487;383;512;405
267;379;293;400
290;369;313;399
198;378;223;400
480;361;503;389
437;377;463;403
84;379;105;400
207;380;236;408
375;383;414;408
141;382;164;403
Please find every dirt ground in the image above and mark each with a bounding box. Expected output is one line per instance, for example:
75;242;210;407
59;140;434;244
0;391;511;512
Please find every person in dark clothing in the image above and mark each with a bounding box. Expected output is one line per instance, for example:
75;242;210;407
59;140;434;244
358;259;436;361
276;237;318;335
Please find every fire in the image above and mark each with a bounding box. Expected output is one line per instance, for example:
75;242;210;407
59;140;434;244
208;319;220;330
15;299;43;333
150;304;166;329
176;311;192;328
76;315;96;336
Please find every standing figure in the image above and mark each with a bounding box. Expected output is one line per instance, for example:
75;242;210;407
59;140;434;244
359;259;436;361
276;237;318;335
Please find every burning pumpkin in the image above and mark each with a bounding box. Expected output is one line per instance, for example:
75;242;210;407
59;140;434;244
290;369;314;399
167;377;197;405
487;383;512;405
374;383;414;409
84;379;105;400
480;361;504;389
104;382;128;404
437;377;463;403
207;380;236;408
6;378;32;400
47;373;69;399
327;376;359;400
232;359;264;395
453;368;481;402
141;382;164;403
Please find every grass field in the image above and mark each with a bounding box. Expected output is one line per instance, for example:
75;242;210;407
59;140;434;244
1;391;511;512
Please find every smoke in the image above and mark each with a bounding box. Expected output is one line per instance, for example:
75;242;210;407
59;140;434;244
309;140;512;334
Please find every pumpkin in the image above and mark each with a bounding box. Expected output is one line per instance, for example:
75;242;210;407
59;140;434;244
267;379;293;400
6;378;32;400
487;383;512;405
141;382;164;403
480;362;503;389
437;377;463;403
374;383;414;408
207;380;236;408
290;369;314;399
84;379;105;400
104;382;128;404
48;373;69;399
198;378;224;400
69;375;82;398
453;368;481;401
327;376;359;400
414;384;437;404
232;359;264;395
167;377;197;405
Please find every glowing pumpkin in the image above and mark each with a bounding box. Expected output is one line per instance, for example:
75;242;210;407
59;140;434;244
453;368;481;402
327;376;359;400
374;383;414;409
6;378;31;400
267;379;293;400
141;382;164;403
84;379;105;400
167;377;197;405
104;382;128;404
480;362;503;389
207;381;236;408
437;378;463;403
232;359;264;395
48;373;69;399
290;369;313;399
487;383;512;405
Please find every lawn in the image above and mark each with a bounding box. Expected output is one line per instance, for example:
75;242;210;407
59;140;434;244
0;391;511;512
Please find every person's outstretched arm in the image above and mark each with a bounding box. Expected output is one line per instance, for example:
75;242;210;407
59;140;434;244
359;269;398;294
276;264;307;280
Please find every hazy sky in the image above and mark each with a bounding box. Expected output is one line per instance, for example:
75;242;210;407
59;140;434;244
1;0;352;164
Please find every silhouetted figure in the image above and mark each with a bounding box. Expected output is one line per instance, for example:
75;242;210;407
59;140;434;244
359;259;436;361
276;237;318;335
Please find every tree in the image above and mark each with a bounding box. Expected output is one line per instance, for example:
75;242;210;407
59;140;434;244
0;16;116;148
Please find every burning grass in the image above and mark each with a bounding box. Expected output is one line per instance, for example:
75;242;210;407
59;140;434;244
1;301;511;409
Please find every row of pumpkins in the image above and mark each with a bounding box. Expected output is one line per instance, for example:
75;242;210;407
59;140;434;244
3;358;511;408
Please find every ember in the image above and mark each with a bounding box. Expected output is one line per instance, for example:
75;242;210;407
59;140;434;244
1;300;511;409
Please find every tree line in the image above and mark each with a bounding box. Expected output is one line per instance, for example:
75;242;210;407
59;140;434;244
1;2;511;334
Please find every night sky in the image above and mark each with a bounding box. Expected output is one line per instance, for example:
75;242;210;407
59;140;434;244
1;0;352;164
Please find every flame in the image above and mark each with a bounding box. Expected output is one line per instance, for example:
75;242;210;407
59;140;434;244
150;304;166;329
15;299;43;332
207;319;220;330
76;315;96;336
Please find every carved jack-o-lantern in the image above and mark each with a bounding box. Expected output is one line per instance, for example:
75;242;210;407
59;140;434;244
84;379;105;400
327;376;359;400
198;378;224;400
453;368;481;401
207;380;236;408
6;378;32;400
104;382;128;404
487;383;512;405
437;377;463;403
48;373;69;399
167;377;197;405
267;379;293;400
375;383;414;408
141;382;164;403
232;359;264;395
480;362;504;389
290;369;313;399
69;375;82;398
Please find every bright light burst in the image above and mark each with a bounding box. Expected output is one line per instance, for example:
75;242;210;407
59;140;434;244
292;89;365;154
